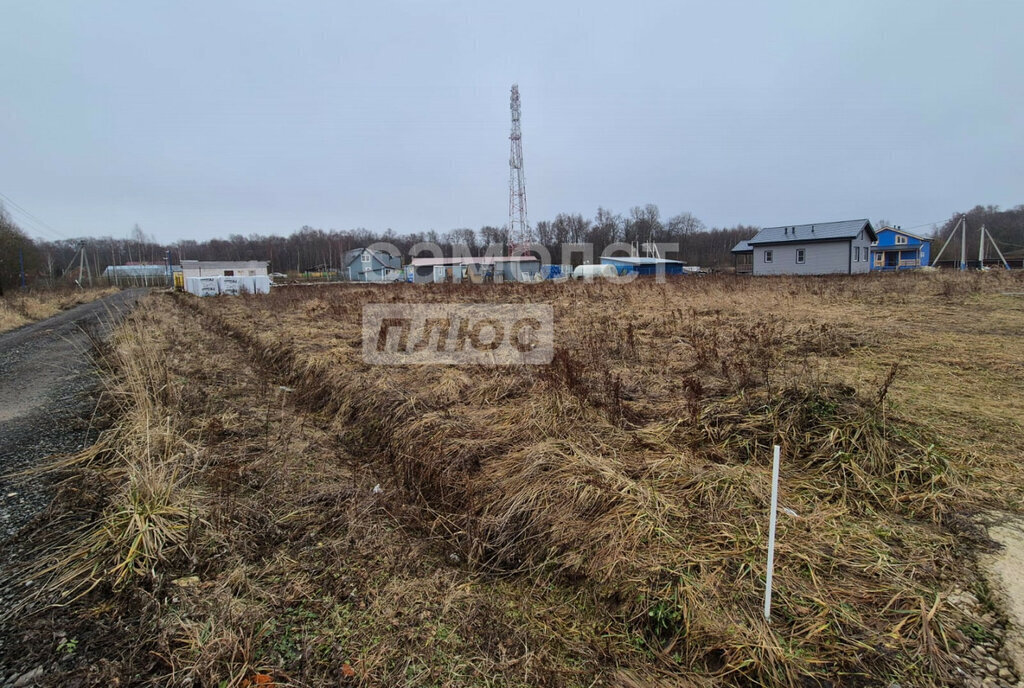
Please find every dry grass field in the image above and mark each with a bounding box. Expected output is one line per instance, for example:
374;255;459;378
6;271;1024;687
0;286;119;334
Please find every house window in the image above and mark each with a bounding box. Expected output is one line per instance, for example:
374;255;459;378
895;235;908;245
361;252;371;263
795;248;805;264
854;247;860;262
224;270;234;276
764;250;773;263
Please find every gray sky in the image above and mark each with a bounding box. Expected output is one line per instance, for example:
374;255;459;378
2;0;1022;243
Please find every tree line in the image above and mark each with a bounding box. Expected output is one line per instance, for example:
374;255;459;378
0;204;43;295
929;205;1024;263
0;204;760;290
5;202;1022;291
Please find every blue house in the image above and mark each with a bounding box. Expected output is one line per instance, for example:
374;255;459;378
343;248;402;282
600;256;686;276
870;226;931;271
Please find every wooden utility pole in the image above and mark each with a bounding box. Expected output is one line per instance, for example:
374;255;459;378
931;215;962;267
78;242;86;287
978;224;986;268
960;216;967;271
985;226;1012;270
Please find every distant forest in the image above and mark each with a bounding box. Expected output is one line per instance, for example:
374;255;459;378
3;202;1024;290
927;205;1024;263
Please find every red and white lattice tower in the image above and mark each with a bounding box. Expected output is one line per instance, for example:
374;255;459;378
508;84;532;255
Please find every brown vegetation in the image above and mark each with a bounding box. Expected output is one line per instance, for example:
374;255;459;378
7;270;1024;687
0;286;119;334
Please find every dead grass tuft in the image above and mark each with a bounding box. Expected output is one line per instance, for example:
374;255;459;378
0;286;119;333
9;302;202;609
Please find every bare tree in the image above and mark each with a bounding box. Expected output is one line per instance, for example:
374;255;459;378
587;207;623;250
0;203;40;290
625;204;663;245
447;228;478;254
478;225;509;253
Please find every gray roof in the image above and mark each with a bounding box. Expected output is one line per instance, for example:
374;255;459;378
342;248;365;268
343;247;400;269
747;219;876;246
731;240;753;253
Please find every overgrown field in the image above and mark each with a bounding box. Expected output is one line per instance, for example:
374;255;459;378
0;286;119;333
5;271;1024;687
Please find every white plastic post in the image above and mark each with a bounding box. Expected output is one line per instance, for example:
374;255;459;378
764;444;781;621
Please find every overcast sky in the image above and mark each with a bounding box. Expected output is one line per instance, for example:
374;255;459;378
1;0;1022;243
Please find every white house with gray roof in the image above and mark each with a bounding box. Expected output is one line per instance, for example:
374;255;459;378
743;219;877;276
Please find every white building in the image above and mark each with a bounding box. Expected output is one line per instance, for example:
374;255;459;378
180;260;269;280
408;256;541;283
743;219;876;276
180;260;271;296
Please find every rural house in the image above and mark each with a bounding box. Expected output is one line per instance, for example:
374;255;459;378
343;248;402;282
870;226;931;270
744;219;876;275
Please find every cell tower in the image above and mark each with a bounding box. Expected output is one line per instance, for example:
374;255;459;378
508;84;532;255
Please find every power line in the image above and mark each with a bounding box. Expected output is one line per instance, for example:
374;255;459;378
897;218;949;232
7;215;65;243
0;190;74;241
0;199;67;242
0;200;53;239
2;209;64;243
0;191;59;233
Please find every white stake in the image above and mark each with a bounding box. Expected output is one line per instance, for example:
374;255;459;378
764;444;781;622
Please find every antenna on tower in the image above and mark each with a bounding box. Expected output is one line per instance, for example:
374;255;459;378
508;84;531;256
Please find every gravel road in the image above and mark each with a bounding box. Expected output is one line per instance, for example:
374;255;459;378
0;289;145;672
